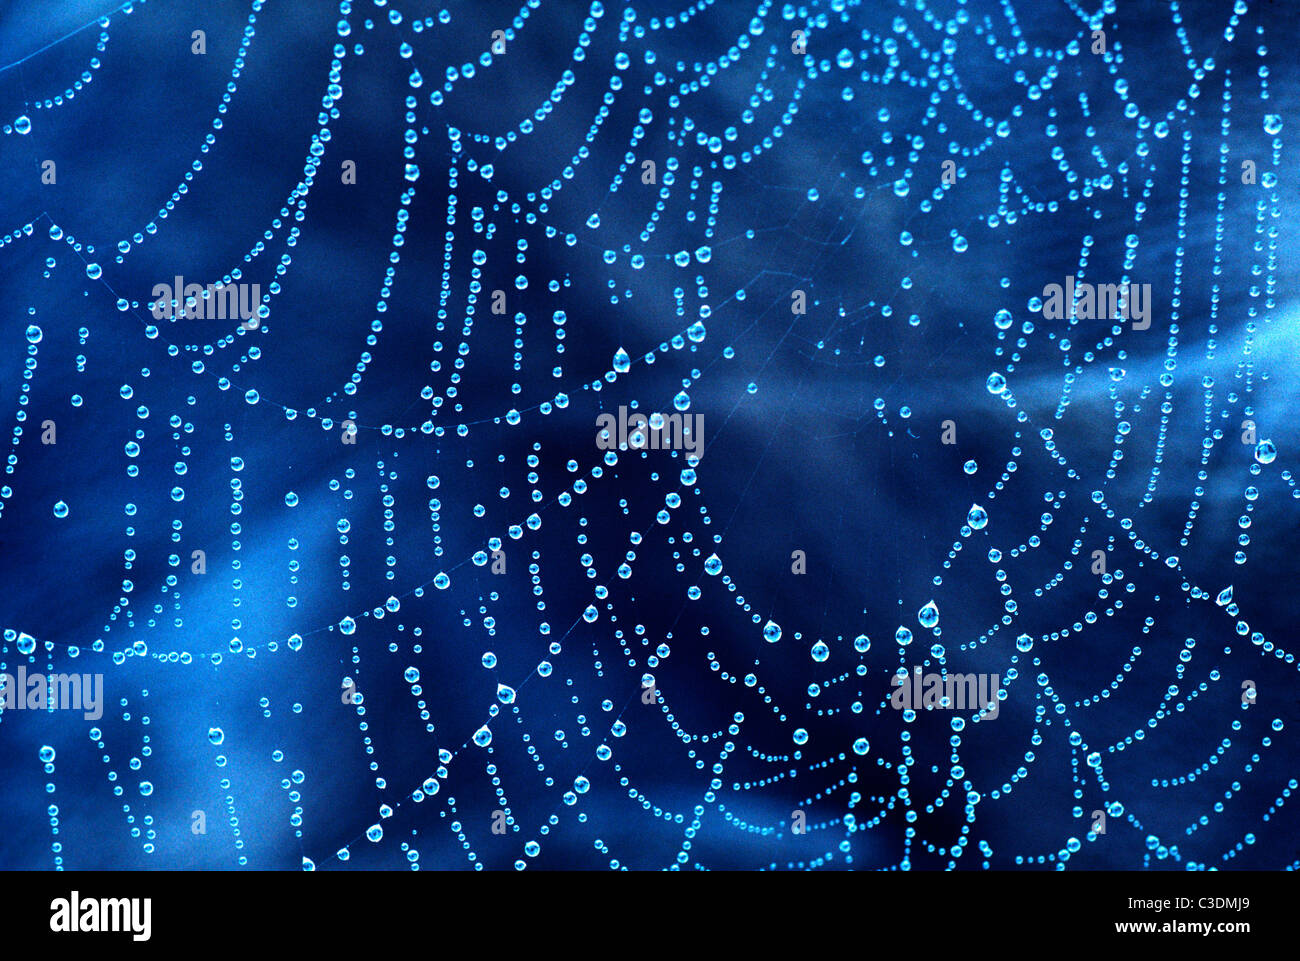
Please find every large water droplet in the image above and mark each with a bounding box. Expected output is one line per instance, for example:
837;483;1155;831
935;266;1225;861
917;600;939;628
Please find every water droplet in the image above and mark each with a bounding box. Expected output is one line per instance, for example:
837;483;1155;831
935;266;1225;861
763;620;782;643
967;504;988;530
917;600;939;628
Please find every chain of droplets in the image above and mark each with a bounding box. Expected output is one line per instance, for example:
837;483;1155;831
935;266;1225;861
299;0;1284;873
0;1;138;121
974;9;1291;868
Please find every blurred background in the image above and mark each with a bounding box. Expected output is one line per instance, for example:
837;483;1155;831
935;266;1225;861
0;0;1297;870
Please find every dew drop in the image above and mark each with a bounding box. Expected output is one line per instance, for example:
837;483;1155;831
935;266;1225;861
917;600;939;629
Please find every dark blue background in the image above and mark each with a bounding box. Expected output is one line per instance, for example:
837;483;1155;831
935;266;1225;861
0;0;1297;870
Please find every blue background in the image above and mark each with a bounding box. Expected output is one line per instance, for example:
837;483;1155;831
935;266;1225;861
0;0;1298;870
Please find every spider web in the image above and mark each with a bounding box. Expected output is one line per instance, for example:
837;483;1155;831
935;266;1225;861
0;0;1298;871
